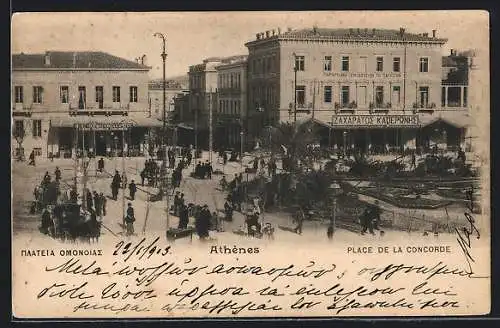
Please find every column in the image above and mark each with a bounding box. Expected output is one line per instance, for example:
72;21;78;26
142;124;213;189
445;86;448;108
460;86;465;108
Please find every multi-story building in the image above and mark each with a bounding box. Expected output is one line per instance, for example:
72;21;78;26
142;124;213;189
148;79;188;122
188;58;220;149
215;55;248;149
12;51;161;159
245;27;473;152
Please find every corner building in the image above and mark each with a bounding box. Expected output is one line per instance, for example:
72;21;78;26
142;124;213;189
245;27;471;152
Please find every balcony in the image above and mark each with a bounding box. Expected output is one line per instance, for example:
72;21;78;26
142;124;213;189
334;101;357;114
412;102;436;114
12;103;32;117
369;102;391;113
69;103;129;117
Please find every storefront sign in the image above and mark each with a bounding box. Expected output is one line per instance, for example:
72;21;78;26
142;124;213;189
324;72;402;79
331;115;420;128
73;121;135;130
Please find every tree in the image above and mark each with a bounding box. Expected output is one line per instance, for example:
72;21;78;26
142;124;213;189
12;121;25;160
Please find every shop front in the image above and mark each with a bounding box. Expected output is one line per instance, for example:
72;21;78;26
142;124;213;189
48;116;163;158
330;114;420;154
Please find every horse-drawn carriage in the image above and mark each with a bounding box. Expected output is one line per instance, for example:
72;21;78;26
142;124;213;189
40;202;101;243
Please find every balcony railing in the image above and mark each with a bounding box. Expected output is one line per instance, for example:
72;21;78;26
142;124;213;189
412;102;436;113
369;102;391;113
12;103;32;117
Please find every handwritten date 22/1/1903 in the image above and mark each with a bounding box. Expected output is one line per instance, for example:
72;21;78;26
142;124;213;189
113;237;171;262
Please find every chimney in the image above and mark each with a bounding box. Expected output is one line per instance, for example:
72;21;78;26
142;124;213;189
266;30;270;38
272;29;276;36
44;52;51;66
432;29;436;38
399;27;405;36
256;33;261;40
141;54;147;65
450;49;455;56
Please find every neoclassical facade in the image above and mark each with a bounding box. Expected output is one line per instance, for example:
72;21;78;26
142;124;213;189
245;27;472;152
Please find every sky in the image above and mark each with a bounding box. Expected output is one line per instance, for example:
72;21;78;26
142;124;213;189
11;11;489;79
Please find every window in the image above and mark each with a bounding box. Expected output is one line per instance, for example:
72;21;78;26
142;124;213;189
60;86;69;104
341;56;350;72
14;120;24;138
14;86;23;103
375;86;384;106
230;75;234;88
392;86;401;105
113;86;121;102
32;120;42;137
78;86;86;109
129;86;138;103
95;86;104;109
341;86;350;106
393;57;401;72
324;86;332;103
33;148;42;156
419;86;429;107
294;56;305;71
155;98;159;114
33;86;43;104
419;57;429;72
323;56;332;71
359;57;367;72
296;85;306;106
376;57;384;72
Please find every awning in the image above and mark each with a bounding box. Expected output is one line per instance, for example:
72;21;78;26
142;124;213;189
50;116;163;129
176;123;195;130
419;113;473;128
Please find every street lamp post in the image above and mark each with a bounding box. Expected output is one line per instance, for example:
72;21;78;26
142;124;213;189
293;53;298;124
329;182;342;235
154;32;170;231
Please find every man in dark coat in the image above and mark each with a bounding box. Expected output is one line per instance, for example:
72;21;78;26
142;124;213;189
195;205;210;240
178;204;189;229
128;180;137;200
93;191;102;217
98;158;105;173
29;150;36;166
140;168;146;186
100;192;107;216
111;170;121;200
125;203;135;235
55;167;61;181
86;189;93;211
360;206;375;235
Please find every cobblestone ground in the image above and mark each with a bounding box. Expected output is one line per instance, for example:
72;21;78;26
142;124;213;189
11;152;479;245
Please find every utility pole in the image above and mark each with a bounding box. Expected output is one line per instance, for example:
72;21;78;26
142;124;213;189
154;32;170;231
209;88;213;166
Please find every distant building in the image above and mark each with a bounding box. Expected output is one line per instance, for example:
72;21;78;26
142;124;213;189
148;79;188;122
11;51;160;159
245;27;473;152
215;55;248;149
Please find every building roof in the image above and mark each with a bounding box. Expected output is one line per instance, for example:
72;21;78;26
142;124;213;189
246;27;447;46
12;51;150;70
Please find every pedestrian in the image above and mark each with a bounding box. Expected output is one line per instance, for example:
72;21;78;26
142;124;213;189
174;191;180;215
28;150;36;166
111;170;121;200
196;204;210;240
128;180;137;200
178;204;189;229
86;189;93;211
224;198;233;222
294;206;304;235
360;206;374;235
124;202;135;236
140;168;146;186
93;191;102;218
100;192;107;217
98;158;105;173
121;172;127;189
55;167;61;181
410;151;416;170
207;162;213;179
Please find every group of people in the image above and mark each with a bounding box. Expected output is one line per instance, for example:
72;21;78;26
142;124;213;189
82;188;108;219
194;161;213;179
359;202;382;235
140;159;160;187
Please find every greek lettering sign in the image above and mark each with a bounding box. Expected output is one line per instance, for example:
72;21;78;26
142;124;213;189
73;121;135;130
331;115;420;128
324;72;402;79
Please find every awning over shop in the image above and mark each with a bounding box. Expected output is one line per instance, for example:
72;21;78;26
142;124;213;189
419;113;473;128
49;116;163;129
